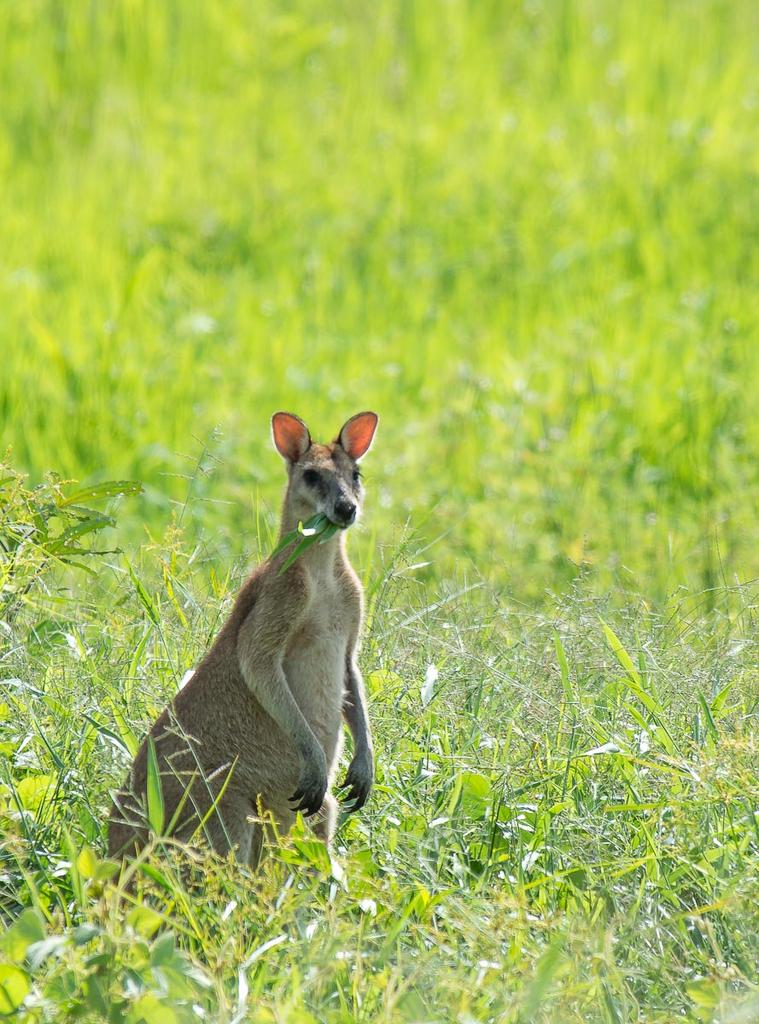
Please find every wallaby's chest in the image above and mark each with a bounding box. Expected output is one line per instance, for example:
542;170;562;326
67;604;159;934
283;579;352;748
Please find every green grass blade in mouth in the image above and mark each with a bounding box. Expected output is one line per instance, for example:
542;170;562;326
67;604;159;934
274;513;340;574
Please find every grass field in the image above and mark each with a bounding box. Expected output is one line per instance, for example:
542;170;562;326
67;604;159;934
1;0;758;1020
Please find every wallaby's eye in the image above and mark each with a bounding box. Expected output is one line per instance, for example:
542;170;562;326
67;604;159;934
352;469;361;485
303;469;319;487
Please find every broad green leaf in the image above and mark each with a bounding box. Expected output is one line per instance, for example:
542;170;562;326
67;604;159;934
1;909;45;962
128;906;163;938
84;975;110;1017
459;771;491;818
318;521;340;544
278;531;321;574
127;992;178;1024
150;932;177;967
76;845;98;880
270;513;327;559
275;514;343;574
95;859;120;881
0;964;30;1013
72;924;101;946
58;480;142;507
16;774;56;812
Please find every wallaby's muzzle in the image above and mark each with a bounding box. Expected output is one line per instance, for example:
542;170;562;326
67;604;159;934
332;498;357;527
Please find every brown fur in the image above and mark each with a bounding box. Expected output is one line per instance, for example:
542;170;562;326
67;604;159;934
108;412;378;866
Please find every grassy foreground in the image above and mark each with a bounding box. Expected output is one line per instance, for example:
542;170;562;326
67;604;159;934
0;474;757;1022
1;0;758;1021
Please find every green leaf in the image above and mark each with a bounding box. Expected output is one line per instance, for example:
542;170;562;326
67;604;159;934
76;845;98;880
459;771;491;819
95;859;120;881
279;531;321;573
554;632;572;699
602;621;666;722
45;515;114;554
601;622;642;687
58;480;142;507
269;526;301;559
72;924;101;946
274;514;342;575
137;862;176;894
82;712;133;757
16;774;56;813
126;624;154;705
0;964;30;1014
697;691;719;740
106;699;139;757
129;563;160;625
146;736;165;835
318;521;340;544
150;932;177;966
711;680;734;716
300;515;328;537
128;906;163;938
127;992;179;1024
291;837;332;874
520;938;565;1018
270;513;327;559
381;886;432;951
1;909;45;963
84;975;110;1017
62;828;84;908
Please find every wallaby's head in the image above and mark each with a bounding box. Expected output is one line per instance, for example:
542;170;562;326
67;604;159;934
272;411;379;528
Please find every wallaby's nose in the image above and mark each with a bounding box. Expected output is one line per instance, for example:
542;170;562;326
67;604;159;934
334;499;357;526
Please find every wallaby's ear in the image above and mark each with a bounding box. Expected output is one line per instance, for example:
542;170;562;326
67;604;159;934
337;411;379;461
271;412;311;463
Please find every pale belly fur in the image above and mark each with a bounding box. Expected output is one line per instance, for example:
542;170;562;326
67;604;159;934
283;607;347;767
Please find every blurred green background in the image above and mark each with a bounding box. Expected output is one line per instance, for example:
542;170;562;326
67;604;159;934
1;0;757;602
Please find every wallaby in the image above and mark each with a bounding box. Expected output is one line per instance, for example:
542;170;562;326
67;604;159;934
108;411;378;867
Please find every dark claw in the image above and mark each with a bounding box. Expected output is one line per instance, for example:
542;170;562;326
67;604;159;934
289;786;326;817
340;778;368;813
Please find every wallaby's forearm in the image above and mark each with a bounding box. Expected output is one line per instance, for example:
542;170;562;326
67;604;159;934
235;577;323;762
239;654;322;759
343;657;373;756
341;653;374;812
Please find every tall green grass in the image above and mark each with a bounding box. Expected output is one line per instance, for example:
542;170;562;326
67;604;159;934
0;503;757;1021
0;1;757;1021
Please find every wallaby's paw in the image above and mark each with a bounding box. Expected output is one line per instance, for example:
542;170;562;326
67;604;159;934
290;762;328;817
340;751;374;812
